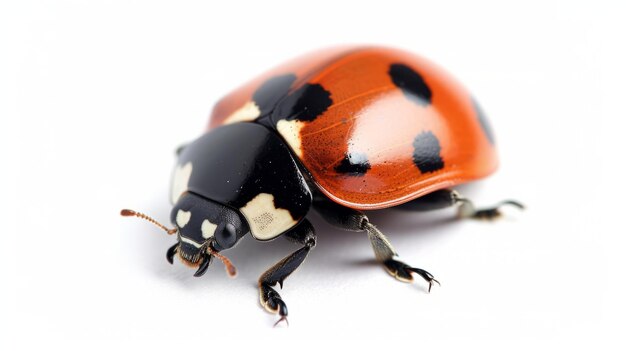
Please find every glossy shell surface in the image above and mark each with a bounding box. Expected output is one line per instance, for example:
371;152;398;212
208;46;497;210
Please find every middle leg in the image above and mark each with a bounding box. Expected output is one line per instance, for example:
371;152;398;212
313;198;439;292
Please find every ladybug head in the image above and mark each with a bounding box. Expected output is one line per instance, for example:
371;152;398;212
168;192;248;276
121;192;249;278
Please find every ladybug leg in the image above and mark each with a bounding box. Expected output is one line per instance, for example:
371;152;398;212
456;196;525;220
397;189;524;220
313;198;439;292
366;222;441;292
258;219;316;327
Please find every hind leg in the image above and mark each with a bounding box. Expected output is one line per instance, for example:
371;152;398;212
396;189;524;220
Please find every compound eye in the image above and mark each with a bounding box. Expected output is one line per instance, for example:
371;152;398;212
215;222;237;249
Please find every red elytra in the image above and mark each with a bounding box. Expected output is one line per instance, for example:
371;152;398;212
208;46;497;210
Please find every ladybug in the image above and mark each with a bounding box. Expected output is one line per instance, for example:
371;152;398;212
122;46;523;326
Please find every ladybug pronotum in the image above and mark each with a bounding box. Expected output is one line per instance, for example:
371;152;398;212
122;46;523;326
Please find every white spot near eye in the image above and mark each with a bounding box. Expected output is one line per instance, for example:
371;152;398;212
171;162;193;204
276;119;305;158
176;210;191;228
224;101;261;125
239;193;297;241
201;219;218;239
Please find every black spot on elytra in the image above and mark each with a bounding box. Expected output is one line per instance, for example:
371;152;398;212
335;152;371;176
274;83;333;123
389;63;432;106
412;131;444;173
472;98;495;144
252;74;297;116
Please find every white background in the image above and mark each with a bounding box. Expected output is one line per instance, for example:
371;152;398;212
2;0;624;349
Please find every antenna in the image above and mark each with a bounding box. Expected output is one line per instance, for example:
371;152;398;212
120;209;177;235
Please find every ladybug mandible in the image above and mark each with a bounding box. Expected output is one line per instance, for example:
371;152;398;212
122;46;523;326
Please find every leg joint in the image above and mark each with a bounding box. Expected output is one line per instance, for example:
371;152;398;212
358;216;370;231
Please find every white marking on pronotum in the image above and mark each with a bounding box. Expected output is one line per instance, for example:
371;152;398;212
180;236;203;248
276;119;305;157
171;162;193;204
201;219;218;239
224;101;261;124
239;193;297;240
176;210;191;228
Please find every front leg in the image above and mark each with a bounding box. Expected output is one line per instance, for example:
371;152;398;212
258;219;316;327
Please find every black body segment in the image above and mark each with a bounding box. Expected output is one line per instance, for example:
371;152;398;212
312;197;368;232
395;189;458;211
175;123;312;240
